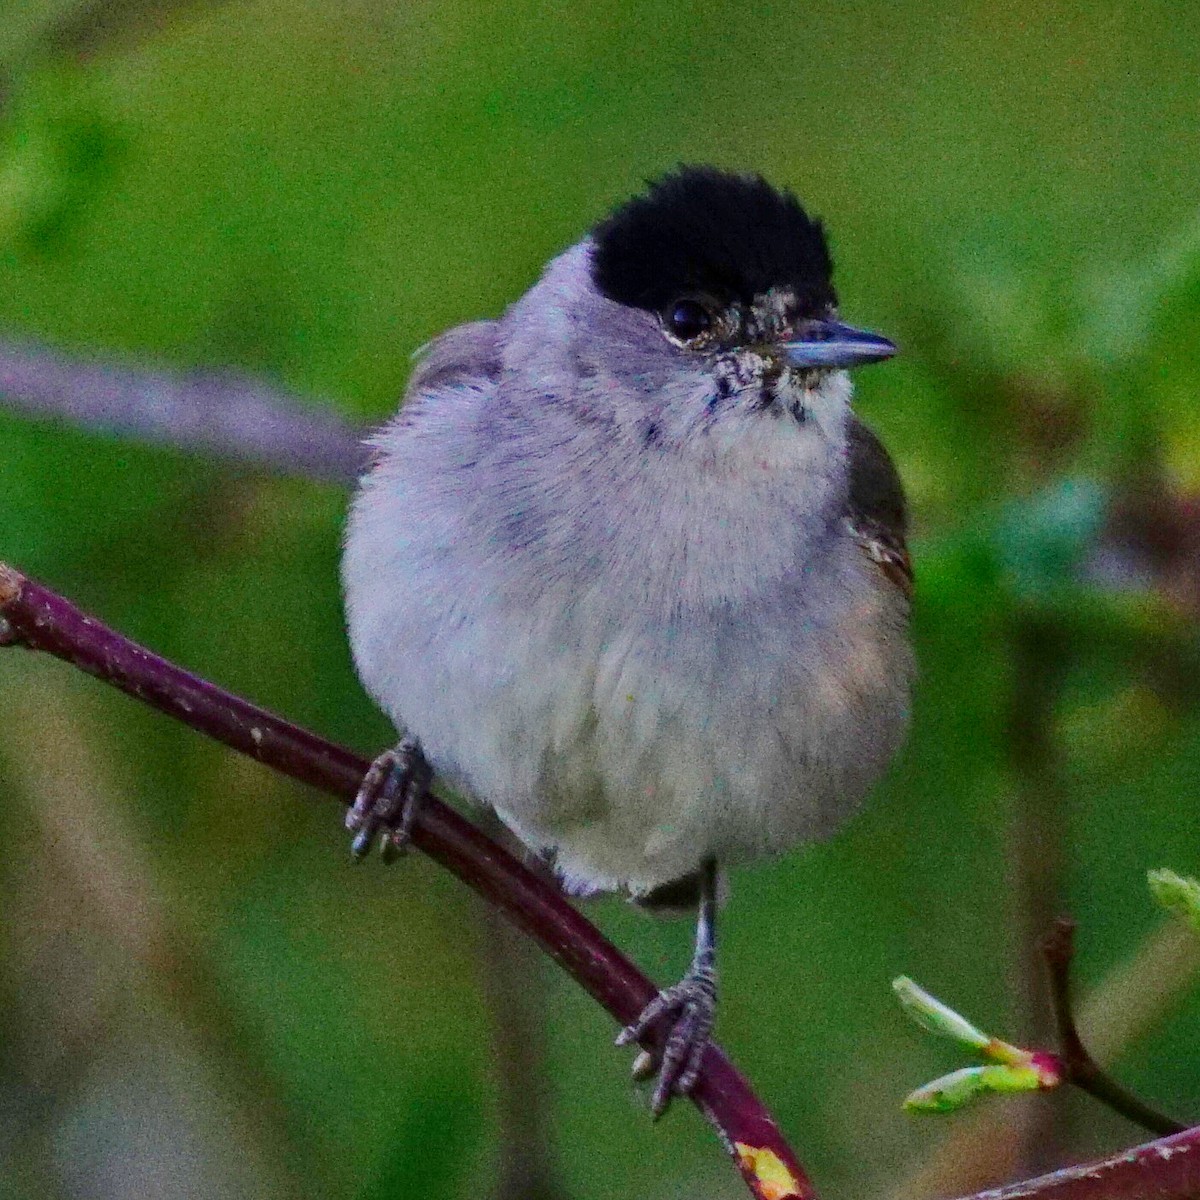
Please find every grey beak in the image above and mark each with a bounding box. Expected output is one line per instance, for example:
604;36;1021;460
779;321;897;370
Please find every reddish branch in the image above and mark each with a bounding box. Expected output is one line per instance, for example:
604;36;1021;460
0;563;811;1200
963;1125;1200;1200
1041;918;1185;1137
4;562;1200;1200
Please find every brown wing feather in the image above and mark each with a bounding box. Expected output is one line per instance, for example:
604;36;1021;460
845;418;913;602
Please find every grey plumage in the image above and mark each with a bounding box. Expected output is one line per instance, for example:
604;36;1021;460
344;246;912;894
342;168;913;1111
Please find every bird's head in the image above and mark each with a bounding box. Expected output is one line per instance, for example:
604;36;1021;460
507;166;895;466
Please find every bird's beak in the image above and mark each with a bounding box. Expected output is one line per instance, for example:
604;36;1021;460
778;321;897;370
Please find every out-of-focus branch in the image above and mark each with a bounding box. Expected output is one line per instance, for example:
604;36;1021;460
1041;919;1184;1137
0;562;813;1200
3;669;327;1196
468;810;570;1200
476;901;565;1200
1005;610;1072;1172
0;337;369;484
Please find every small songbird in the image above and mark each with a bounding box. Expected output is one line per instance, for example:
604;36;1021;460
342;166;913;1116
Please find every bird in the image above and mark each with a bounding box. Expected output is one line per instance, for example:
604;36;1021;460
341;165;913;1117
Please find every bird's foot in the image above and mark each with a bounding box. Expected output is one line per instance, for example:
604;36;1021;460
346;735;432;862
616;964;716;1118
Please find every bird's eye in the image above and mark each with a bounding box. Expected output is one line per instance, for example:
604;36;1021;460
662;298;715;343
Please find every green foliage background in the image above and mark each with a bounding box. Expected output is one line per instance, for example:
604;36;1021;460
0;3;1198;1197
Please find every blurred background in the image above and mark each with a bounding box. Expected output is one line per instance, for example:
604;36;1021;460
1;2;1199;1197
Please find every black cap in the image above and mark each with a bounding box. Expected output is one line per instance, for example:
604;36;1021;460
591;166;836;316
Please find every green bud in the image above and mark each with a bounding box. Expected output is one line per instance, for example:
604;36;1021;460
892;977;990;1051
904;1064;1044;1115
1148;869;1200;934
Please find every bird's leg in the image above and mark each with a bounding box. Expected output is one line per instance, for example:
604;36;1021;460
345;734;432;862
616;858;718;1118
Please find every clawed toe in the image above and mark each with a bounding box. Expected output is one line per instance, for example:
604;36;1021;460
346;736;431;861
616;970;717;1118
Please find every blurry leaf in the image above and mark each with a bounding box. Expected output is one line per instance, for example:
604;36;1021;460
0;66;124;255
1060;683;1177;775
1082;208;1200;370
944;250;1079;389
0;0;91;65
1149;869;1200;936
993;477;1109;601
1071;210;1200;482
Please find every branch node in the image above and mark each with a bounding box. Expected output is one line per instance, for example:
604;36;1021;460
1041;915;1186;1136
1041;915;1078;971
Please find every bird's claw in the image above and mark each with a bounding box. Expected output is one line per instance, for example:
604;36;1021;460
616;967;716;1118
346;736;431;861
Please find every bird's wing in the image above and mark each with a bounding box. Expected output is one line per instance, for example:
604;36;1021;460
408;319;502;394
364;319;502;466
844;417;913;602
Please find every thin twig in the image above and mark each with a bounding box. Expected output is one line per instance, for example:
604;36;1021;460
0;338;369;484
1006;611;1073;1172
0;562;813;1200
1042;918;1185;1136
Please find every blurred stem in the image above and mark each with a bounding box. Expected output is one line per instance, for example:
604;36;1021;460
1006;607;1072;1173
1042;918;1184;1136
475;811;566;1200
0;562;814;1200
478;902;565;1200
2;668;321;1198
0;337;367;484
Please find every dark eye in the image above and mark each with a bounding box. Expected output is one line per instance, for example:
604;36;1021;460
663;298;714;343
